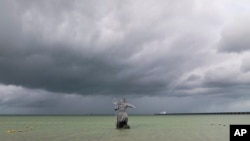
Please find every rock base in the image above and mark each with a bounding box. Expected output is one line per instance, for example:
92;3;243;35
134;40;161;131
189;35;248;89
116;121;130;129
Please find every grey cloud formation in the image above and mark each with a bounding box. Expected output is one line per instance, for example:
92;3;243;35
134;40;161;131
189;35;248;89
1;0;250;114
218;14;250;53
241;55;250;73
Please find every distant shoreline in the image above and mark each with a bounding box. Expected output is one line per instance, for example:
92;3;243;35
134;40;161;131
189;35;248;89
1;112;250;116
154;112;250;115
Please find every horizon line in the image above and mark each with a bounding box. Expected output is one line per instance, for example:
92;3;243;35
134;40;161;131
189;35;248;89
1;111;250;116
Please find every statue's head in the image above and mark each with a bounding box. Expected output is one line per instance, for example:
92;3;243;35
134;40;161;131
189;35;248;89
119;98;126;104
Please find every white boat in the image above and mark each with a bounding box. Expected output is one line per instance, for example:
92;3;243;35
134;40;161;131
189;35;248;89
159;111;166;114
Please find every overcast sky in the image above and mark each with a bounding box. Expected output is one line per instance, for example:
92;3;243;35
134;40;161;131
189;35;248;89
1;0;250;114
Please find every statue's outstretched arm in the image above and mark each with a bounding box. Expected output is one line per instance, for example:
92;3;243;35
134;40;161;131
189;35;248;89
126;103;136;109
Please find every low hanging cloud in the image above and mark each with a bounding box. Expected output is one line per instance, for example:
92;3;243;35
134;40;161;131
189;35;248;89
2;84;250;114
0;84;115;114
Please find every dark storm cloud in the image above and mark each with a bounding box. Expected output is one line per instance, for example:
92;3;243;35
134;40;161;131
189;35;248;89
0;0;158;95
0;0;222;96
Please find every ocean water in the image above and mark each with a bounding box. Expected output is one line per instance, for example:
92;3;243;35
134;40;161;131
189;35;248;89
0;115;249;141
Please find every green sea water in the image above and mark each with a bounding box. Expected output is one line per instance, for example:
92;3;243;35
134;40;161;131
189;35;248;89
0;115;250;141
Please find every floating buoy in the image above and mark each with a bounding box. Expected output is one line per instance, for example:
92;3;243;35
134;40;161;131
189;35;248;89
6;126;35;134
6;129;16;133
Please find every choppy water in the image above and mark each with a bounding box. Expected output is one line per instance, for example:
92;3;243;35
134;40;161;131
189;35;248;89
0;115;250;141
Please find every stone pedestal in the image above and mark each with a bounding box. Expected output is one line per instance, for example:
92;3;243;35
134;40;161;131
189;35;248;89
116;121;130;129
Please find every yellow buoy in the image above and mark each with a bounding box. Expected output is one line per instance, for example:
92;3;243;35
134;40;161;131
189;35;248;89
6;129;16;133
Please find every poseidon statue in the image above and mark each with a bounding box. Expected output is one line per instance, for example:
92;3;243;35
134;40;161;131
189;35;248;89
113;98;136;129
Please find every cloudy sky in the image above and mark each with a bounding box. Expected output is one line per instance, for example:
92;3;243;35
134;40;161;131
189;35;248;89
1;0;250;114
